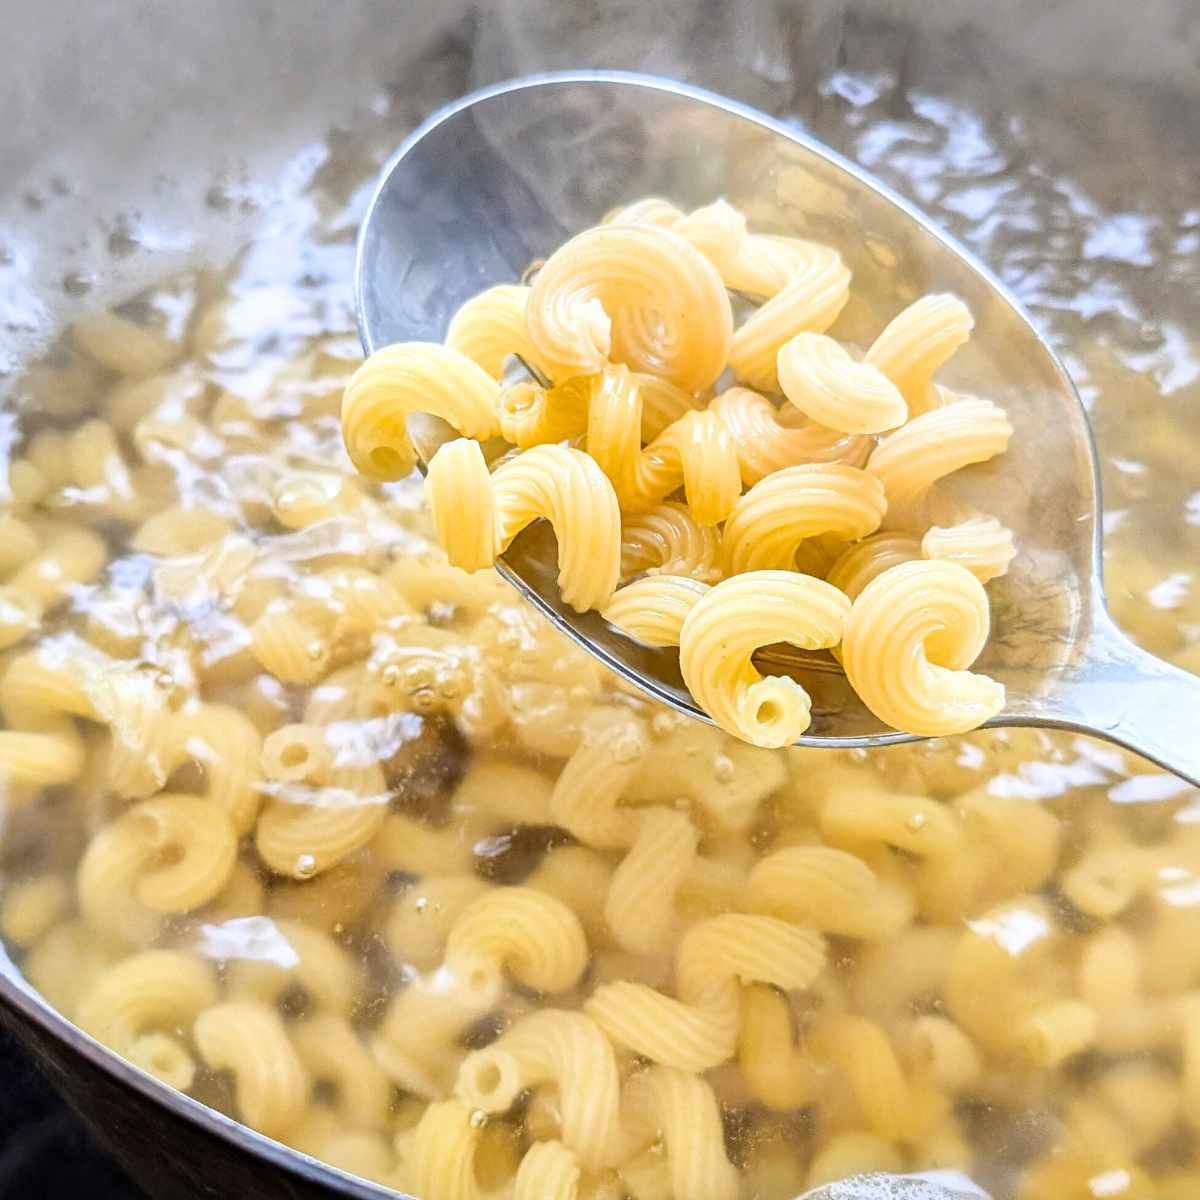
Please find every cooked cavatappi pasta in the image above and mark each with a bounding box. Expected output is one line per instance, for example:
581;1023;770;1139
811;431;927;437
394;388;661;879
342;197;1015;746
2;180;1199;1200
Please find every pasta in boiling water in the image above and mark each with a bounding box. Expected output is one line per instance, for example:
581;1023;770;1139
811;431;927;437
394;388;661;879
3;159;1193;1200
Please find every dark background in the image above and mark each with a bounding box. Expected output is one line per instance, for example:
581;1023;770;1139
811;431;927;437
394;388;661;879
0;1025;141;1199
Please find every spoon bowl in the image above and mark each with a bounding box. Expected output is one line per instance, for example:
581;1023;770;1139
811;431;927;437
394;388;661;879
357;70;1200;782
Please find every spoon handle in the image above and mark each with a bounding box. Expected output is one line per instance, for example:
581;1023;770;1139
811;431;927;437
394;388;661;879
1046;610;1200;785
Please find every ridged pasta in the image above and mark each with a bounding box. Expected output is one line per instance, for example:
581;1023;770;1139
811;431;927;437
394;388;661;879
605;807;698;957
738;982;823;1109
513;1140;581;1200
425;439;620;612
922;515;1017;582
777;332;907;433
720;464;887;575
682;572;850;748
866;397;1012;515
727;239;852;392
586;913;825;1071
748;845;913;940
402;1099;485;1200
291;1014;393;1130
76;951;218;1089
255;762;389;878
446;283;574;383
341;342;501;480
709;386;871;485
194;1002;310;1138
620;502;721;584
168;701;264;833
525;224;733;391
76;794;237;942
825;532;922;599
498;376;591;448
818;788;964;859
603;575;710;648
842;560;1005;736
811;1012;915;1140
0;875;70;949
456;1010;626;1170
865;294;974;416
373;887;588;1097
584;365;740;525
386;875;491;971
620;1066;740;1200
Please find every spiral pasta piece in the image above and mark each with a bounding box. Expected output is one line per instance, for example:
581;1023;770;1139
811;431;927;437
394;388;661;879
446;283;575;382
620;1066;740;1200
456;1011;626;1170
525;224;733;391
605;807;698;957
78;793;237;934
548;710;649;848
341;342;501;480
738;983;823;1109
586;913;825;1071
586;366;740;525
513;1141;581;1200
777;331;907;433
710;387;870;485
426;439;620;611
865;294;974;415
609;571;850;747
194;1002;310;1138
255;763;389;879
721;464;887;575
867;398;1012;514
748;845;913;940
922;516;1016;582
76;951;218;1089
620;502;721;583
825;532;922;599
727;239;852;392
841;560;1005;736
498;376;591;448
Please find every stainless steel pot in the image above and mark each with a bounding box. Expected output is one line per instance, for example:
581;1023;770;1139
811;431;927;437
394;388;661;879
2;1;1198;1196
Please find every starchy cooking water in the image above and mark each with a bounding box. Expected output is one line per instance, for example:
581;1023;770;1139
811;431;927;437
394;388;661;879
0;9;1198;1200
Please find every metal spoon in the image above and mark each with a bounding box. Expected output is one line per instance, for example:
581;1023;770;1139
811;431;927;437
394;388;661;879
356;70;1200;783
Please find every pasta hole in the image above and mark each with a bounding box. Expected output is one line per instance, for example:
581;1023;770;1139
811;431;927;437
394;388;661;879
755;699;782;727
369;446;405;477
153;842;185;869
280;744;309;767
472;1060;503;1097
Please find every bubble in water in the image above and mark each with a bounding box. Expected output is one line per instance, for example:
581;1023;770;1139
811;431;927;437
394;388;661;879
294;854;317;879
381;663;401;688
468;1109;488;1129
154;671;175;691
305;639;326;661
650;711;678;738
108;220;141;258
906;812;927;832
611;736;643;764
62;271;94;296
414;896;429;914
435;667;467;700
205;184;233;211
713;754;735;783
